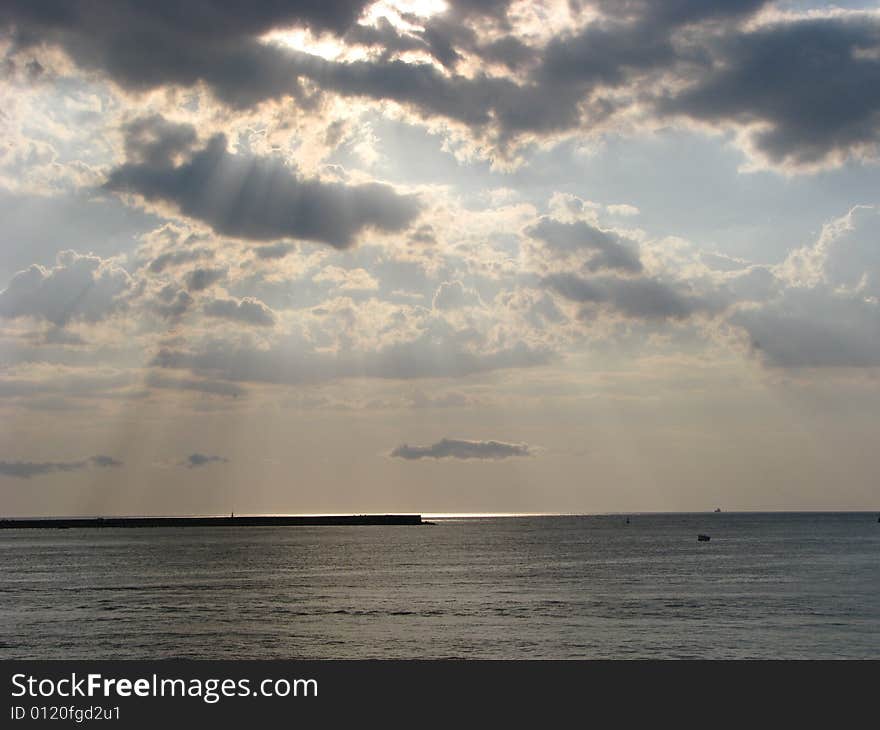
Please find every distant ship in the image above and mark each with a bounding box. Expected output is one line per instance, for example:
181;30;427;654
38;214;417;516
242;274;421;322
714;508;722;513
698;534;711;542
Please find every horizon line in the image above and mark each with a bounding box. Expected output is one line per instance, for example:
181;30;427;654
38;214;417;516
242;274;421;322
2;509;878;521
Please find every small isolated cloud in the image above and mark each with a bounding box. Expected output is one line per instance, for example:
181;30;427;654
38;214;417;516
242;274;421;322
390;438;531;461
182;453;228;468
0;455;123;479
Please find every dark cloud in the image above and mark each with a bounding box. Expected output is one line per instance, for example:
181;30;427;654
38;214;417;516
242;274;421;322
731;289;880;368
0;1;372;105
0;454;122;479
409;224;436;245
147;248;214;274
8;1;876;167
90;455;123;468
151;285;194;319
526;217;643;273
203;297;276;326
596;0;768;27
122;114;198;167
661;17;880;167
0;251;131;325
105;119;421;248
390;437;531;460
183;453;228;468
253;242;296;259
543;272;706;320
537;19;676;90
324;8;880;166
184;267;226;292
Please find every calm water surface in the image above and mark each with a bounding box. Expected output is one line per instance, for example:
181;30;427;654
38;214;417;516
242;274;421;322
1;513;878;659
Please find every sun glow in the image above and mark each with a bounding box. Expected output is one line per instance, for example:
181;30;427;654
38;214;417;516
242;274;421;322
261;28;353;61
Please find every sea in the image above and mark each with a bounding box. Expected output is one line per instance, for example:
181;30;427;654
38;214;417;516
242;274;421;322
1;513;878;659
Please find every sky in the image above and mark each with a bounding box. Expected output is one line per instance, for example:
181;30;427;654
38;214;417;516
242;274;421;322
1;0;879;516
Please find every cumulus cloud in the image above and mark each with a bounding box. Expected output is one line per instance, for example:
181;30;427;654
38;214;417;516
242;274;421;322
543;272;708;321
432;280;482;310
5;2;879;168
203;297;276;326
148;248;214;274
313;266;379;291
184;267;225;292
0;1;374;105
151;285;194;319
660;17;880;168
526;217;643;273
390;438;531;460
105;119;422;248
182;453;228;468
729;206;880;368
0;251;132;325
732;290;880;368
0;454;122;479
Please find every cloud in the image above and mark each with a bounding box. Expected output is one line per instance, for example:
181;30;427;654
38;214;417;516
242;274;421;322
144;373;245;398
90;455;123;468
660;17;880;169
253;242;296;260
0;454;122;479
728;206;880;368
152;331;551;384
0;251;132;325
151;285;194;319
6;2;879;169
203;297;276;326
121;114;198;168
313;266;379;292
184;267;225;292
543;272;707;321
105;119;422;248
0;1;373;105
432;280;482;310
182;453;228;468
526;217;643;273
732;290;880;368
148;248;214;274
390;438;531;460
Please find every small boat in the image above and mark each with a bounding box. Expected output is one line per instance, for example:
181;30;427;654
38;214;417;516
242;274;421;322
697;534;711;542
